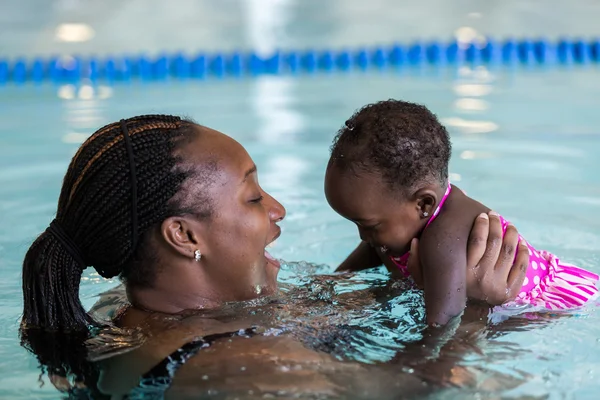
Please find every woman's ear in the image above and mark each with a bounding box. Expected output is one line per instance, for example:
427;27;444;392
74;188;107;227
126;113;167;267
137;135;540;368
160;216;205;259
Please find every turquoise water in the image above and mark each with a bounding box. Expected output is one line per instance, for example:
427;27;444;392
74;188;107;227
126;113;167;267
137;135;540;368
2;66;600;399
2;0;600;398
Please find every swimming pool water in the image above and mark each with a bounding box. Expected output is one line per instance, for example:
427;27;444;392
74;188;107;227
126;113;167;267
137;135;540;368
1;65;600;399
2;0;600;398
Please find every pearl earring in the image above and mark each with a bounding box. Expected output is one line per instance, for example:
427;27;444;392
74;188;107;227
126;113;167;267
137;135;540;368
423;211;429;217
194;249;202;262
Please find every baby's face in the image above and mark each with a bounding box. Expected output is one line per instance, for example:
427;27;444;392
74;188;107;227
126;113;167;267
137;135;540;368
324;165;423;258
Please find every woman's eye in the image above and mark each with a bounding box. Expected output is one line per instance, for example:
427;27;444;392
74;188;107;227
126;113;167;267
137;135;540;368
250;196;264;203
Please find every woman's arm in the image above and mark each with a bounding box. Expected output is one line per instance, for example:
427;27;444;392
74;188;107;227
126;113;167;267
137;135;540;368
171;334;430;399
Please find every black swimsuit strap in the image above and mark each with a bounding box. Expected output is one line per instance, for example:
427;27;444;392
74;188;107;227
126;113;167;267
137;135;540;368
125;327;258;399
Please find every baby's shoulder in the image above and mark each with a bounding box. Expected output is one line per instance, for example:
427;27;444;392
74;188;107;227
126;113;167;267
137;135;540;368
421;187;489;249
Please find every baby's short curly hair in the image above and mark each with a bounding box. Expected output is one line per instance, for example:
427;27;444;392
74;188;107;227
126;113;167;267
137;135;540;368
329;99;451;196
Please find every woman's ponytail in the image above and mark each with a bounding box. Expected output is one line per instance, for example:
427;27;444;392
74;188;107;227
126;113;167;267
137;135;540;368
19;114;195;389
21;221;95;331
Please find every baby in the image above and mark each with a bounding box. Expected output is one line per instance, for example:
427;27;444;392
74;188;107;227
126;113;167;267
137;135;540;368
325;99;599;326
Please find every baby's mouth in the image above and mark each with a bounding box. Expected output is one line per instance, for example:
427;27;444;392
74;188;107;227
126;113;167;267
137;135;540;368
378;245;403;258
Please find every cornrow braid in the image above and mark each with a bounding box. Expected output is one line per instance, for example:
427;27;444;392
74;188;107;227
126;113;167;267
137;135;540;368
19;115;209;390
21;114;198;333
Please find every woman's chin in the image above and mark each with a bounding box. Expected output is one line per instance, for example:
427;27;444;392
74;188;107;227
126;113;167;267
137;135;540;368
265;252;281;290
262;274;279;295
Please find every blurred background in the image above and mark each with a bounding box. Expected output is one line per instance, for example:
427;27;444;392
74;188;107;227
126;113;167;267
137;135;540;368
1;0;600;398
3;0;600;57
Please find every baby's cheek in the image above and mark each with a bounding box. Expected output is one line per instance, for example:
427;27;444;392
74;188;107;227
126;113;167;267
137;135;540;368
382;227;402;245
386;229;411;253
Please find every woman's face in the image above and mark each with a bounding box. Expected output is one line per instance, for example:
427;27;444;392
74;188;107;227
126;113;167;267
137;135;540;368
180;126;286;301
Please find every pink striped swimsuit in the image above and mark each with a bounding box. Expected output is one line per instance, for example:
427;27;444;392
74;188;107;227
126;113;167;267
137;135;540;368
390;184;599;310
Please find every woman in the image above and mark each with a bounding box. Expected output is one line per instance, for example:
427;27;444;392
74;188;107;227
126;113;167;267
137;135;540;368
21;115;529;398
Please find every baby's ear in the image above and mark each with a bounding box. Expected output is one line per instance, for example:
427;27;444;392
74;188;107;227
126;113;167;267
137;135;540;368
414;186;438;216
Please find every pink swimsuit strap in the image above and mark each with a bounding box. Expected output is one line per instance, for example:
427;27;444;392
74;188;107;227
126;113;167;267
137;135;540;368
389;183;452;272
391;183;600;310
425;183;452;228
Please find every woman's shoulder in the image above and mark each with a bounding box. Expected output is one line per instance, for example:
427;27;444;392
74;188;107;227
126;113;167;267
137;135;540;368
97;309;261;396
89;283;129;322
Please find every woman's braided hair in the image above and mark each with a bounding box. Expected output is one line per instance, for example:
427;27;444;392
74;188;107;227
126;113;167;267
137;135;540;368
21;114;198;332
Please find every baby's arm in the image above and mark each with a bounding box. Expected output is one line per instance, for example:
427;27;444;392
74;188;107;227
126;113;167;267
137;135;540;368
419;215;473;326
335;241;382;272
336;241;409;278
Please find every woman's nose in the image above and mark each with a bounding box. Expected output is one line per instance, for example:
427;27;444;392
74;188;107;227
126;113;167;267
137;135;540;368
266;193;286;222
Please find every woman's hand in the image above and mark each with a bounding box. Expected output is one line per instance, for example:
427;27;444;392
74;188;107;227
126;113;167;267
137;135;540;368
406;211;529;305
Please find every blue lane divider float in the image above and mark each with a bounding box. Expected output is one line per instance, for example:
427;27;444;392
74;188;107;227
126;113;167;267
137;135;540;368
0;37;598;85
